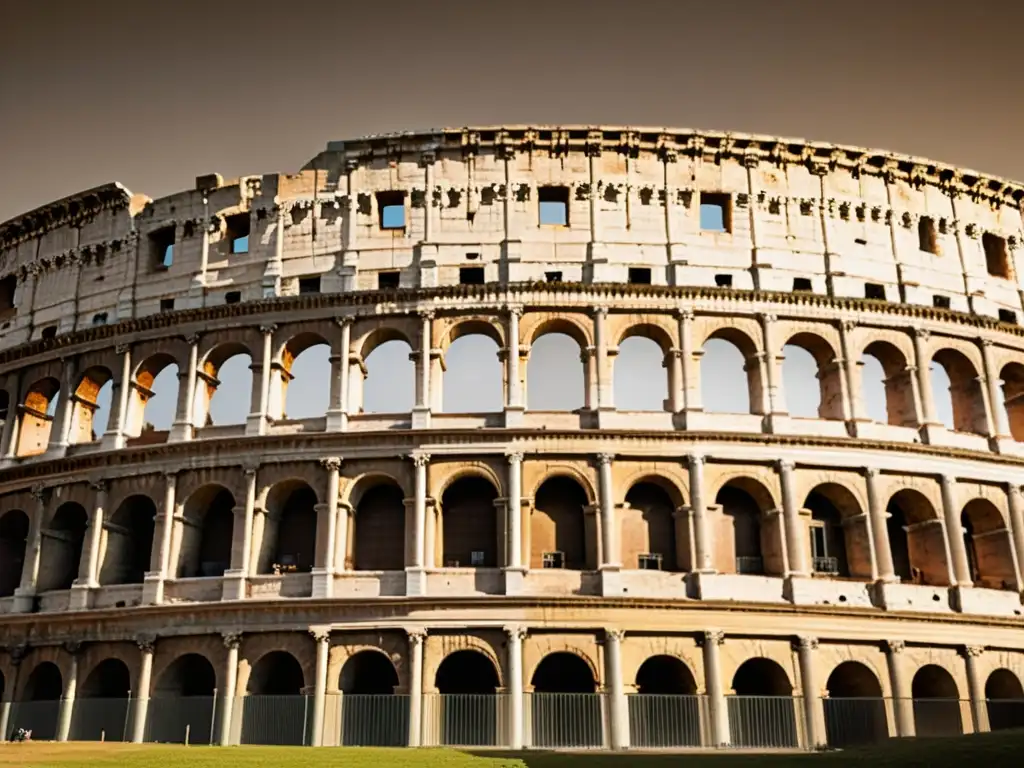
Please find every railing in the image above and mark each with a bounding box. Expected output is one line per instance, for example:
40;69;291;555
70;697;132;742
726;695;801;748
8;700;60;741
735;556;765;575
333;694;409;746
422;693;508;747
526;693;605;748
238;695;311;745
627;694;708;748
986;698;1024;731
911;697;965;737
823;697;890;747
145;695;218;744
812;556;839;575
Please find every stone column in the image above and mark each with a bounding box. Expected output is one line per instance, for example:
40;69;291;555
778;460;808;577
505;451;525;595
700;630;730;747
170;333;199;442
689;454;713;572
326;318;352;431
962;645;989;733
604;629;628;749
247;324;276;436
102;344;132;449
218;631;241;746
1006;483;1024;588
865;468;896;582
0;646;24;740
839;320;868;425
69;480;107;610
407;453;429;596
310;627;331;746
795;636;825;748
0;371;21;461
505;625;526;749
980;339;1010;440
14;486;47;611
505;307;524;425
412;312;433;429
940;474;972;587
759;313;783;422
48;357;77;453
593;307;612;411
597;453;618;568
262;206;285;297
131;634;155;743
676;309;695;413
313;458;341;599
56;642;80;742
143;471;177;604
885;640;914;737
912;328;939;429
407;628;426;747
223;464;257;601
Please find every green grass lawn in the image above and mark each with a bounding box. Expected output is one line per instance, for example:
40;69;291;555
2;731;1023;768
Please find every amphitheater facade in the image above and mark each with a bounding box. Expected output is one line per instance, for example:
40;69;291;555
0;126;1023;749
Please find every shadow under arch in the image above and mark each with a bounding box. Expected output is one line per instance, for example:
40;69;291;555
629;655;701;748
961;498;1016;590
530;651;601;748
623;479;680;572
440;475;499;569
986;668;1024;731
0;510;28;597
715;476;777;576
823;660;888;748
259;479;318;574
728;658;797;748
14;661;62;740
177;484;235;578
338;649;406;747
149;653;217;744
71;658;131;742
99;494;157;585
886;488;945;586
531;475;591;571
433;650;501;747
241;650;307;746
351;477;406;572
912;664;963;737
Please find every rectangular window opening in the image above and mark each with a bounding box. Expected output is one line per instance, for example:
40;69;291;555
91;312;108;326
41;325;57;340
377;191;407;230
999;308;1018;325
225;291;242;305
638;553;663;570
714;274;733;288
700;192;732;232
864;283;886;301
538;186;569;227
933;295;951;309
225;213;251;254
470;551;486;567
459;266;484;285
918;216;938;254
160;298;175;312
465;252;480;261
149;227;175;270
628;267;652;285
0;275;16;311
545;271;563;283
377;271;401;290
542;551;565;569
298;276;321;295
792;277;813;292
984;233;1012;279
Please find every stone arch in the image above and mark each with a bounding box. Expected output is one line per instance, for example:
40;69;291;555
16;375;61;457
635;654;697;694
257;479;318;574
154;652;218;696
146;649;219;744
350;477;406;571
360;330;415;415
887;487;947;586
729;657;798;748
803;483;865;579
524;315;592;349
614;334;669;412
357;323;416;361
530;475;591;571
435;649;500;694
432;460;505;501
337;648;405;747
912;664;963;737
530;650;601;748
177;484;235;578
434;649;503;747
128;352;179;436
0;509;29;597
16;661;62;740
622;479;680;572
531;651;597;693
442;323;503;414
440;475;499;569
37;501;88;592
630;655;704;746
72;657;132;741
700;326;762;416
246;650;305;695
714;475;779;576
999;361;1024;441
931;347;986;434
68;365;115;444
823;661;887;748
279;331;331;421
861;340;915;426
961;498;1016;590
526;319;587;411
99;494;157;585
525;463;598;506
781;331;843;420
339;649;400;694
196;341;254;427
241;650;306;746
985;668;1024;731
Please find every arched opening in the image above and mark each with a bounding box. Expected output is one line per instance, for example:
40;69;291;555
717;482;775;576
931;349;986;434
614;335;669;412
15;662;63;740
986;669;1024;731
72;658;131;741
129;354;179;439
440;476;498;568
887;489;946;586
0;510;29;597
258;481;318;575
16;377;61;456
361;338;414;414
961;499;1016;590
338;650;405;746
912;664;962;737
782;345;820;418
531;476;589;571
99;495;156;585
729;658;797;748
69;366;114;444
242;651;307;746
823;661;887;748
352;480;406;571
435;650;501;746
527;332;585;411
701;332;758;415
530;652;600;748
1000;362;1024;442
804;490;850;578
442;330;503;413
281;336;331;420
177;486;234;578
630;656;700;747
196;346;253;427
862;341;916;427
622;481;679;572
149;653;217;744
37;502;88;592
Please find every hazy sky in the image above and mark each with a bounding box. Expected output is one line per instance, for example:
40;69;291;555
2;0;1001;434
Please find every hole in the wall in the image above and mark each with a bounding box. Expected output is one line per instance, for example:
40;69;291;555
377;191;406;230
41;325;57;340
545;271;563;283
984;233;1012;279
854;238;868;246
225;213;250;254
628;267;652;285
918;216;938;254
714;274;733;288
999;309;1017;325
377;271;400;290
149;227;175;270
459;267;484;285
933;295;951;309
700;192;731;232
160;298;175;312
225;291;241;305
864;283;886;301
538;186;569;226
91;313;108;326
298;276;321;295
0;275;16;313
792;277;813;292
465;252;480;261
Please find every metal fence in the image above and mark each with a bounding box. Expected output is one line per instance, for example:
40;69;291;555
7;693;1021;749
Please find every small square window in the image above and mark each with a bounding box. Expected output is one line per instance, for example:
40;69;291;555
459;266;484;285
377;271;400;290
226;213;250;254
225;291;242;305
918;216;938;254
91;312;108;326
377;191;406;230
470;550;486;566
298;276;321;295
999;308;1018;325
545;271;563;283
700;192;731;232
864;283;886;301
538;186;569;227
542;551;565;569
714;274;733;288
933;295;951;309
149;227;175;270
638;553;662;570
160;298;175;312
984;233;1012;279
793;277;813;292
41;325;57;340
628;267;652;285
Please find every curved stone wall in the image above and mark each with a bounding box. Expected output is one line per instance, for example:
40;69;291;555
0;127;1023;749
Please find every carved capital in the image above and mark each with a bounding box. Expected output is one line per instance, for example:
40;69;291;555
30;483;47;503
259;323;277;335
241;460;260;477
757;312;778;324
913;327;931;342
407;628;427;646
595;452;615;467
776;459;795;474
418;310;435;322
222;631;243;650
184;332;201;346
591;306;609;319
333;316;353;329
410;452;431;468
505;450;524;465
794;636;818;652
675;308;695;323
88;479;108;494
63;640;82;656
504;625;528;642
309;627;331;644
320;457;342;472
841;320;857;333
507;305;524;319
7;644;27;666
606;628;626;643
962;645;985;658
115;343;130;355
885;639;905;654
689;454;705;469
863;467;880;480
136;634;156;654
698;630;725;647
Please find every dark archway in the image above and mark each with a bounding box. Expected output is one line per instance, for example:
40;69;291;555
887;489;945;586
531;477;589;571
622;483;678;571
441;477;499;568
805;492;850;577
823;662;888;748
434;651;501;746
352;482;406;571
14;662;63;740
961;500;1016;590
260;481;318;574
986;669;1024;731
242;651;307;746
630;656;700;747
338;650;405;747
37;502;88;592
912;665;962;737
717;485;767;575
72;659;131;741
149;653;217;744
0;510;28;597
531;652;601;747
178;486;234;578
100;495;157;585
729;658;797;748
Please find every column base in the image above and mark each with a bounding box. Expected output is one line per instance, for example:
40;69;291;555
311;567;333;599
42;445;69;462
141;573;164;605
324;409;349;432
68;582;93;611
405;567;427;597
594;408;618;429
12;587;36;614
168;421;193;442
411;407;431;430
221;569;247;601
503;567;527;595
598;565;624;597
245;413;267;436
503;406;525;428
844;418;873;439
918;422;945;445
100;430;125;451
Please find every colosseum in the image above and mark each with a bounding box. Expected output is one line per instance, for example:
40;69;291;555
0;125;1022;751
